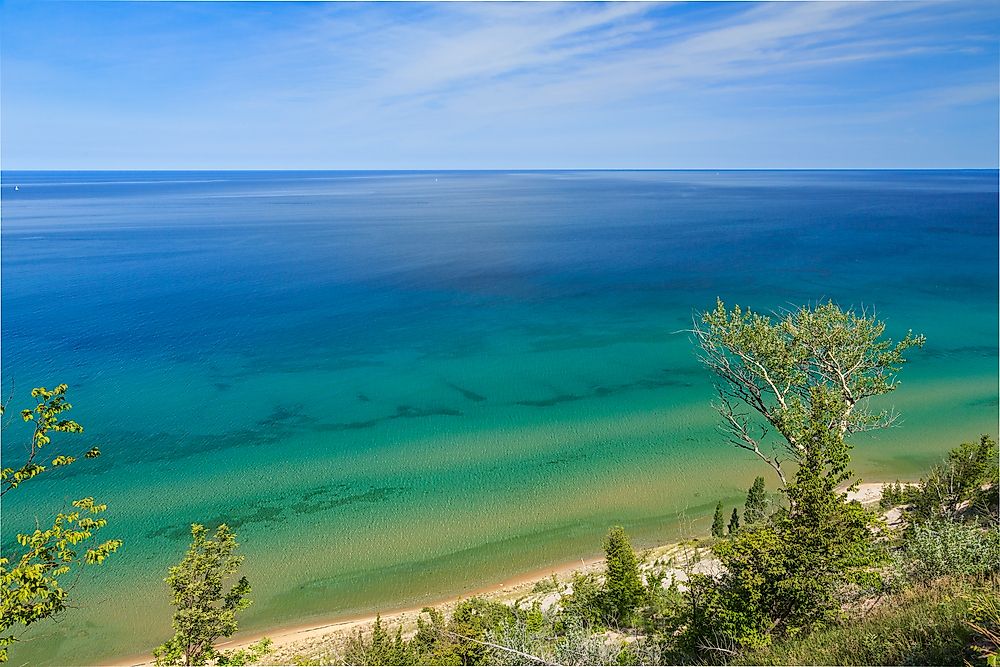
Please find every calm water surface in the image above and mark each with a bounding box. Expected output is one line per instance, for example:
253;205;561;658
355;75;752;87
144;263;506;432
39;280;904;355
2;170;997;665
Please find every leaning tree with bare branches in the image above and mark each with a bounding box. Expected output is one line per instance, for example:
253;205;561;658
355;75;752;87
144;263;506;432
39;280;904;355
692;299;925;489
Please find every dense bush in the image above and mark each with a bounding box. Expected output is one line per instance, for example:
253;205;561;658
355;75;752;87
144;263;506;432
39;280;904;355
485;613;619;666
683;525;790;653
342;599;518;666
639;571;684;634
343;616;416;666
556;526;654;630
879;481;912;510
558;571;606;627
530;574;559;595
896;521;1000;582
448;598;516;664
410;607;459;665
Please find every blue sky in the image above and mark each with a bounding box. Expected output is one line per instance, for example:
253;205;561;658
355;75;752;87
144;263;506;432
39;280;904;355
2;1;998;169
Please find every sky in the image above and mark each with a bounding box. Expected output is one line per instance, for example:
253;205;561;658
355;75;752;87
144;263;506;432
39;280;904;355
1;1;998;169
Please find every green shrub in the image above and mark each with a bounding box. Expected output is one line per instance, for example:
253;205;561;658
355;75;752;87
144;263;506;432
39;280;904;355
411;607;462;665
639;571;684;633
551;615;621;666
524;600;545;634
448;597;516;665
879;481;916;510
215;638;272;666
343;616;417;666
483;607;557;666
289;655;325;666
530;574;559;594
559;572;605;627
897;521;1000;582
682;525;789;652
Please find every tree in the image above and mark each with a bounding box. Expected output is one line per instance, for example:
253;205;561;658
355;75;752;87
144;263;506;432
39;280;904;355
775;387;885;623
744;476;768;525
693;300;924;489
558;572;605;627
602;526;644;625
711;502;726;538
681;301;910;652
0;384;120;663
728;508;741;535
153;524;254;666
682;391;886;653
1;384;101;496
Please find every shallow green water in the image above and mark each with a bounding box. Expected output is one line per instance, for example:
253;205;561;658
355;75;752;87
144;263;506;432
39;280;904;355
1;170;997;665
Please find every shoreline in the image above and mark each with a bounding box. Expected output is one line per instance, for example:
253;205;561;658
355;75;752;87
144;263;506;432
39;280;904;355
106;553;610;667
106;482;895;667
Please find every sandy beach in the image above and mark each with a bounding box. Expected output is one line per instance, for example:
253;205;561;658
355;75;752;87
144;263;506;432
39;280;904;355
107;543;701;667
107;553;614;666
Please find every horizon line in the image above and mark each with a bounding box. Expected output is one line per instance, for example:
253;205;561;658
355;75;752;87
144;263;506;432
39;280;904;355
2;167;998;173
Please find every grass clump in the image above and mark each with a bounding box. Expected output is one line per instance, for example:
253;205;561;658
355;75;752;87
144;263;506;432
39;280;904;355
736;576;998;666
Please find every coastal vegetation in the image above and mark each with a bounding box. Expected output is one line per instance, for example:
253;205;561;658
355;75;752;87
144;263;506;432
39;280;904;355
313;439;996;666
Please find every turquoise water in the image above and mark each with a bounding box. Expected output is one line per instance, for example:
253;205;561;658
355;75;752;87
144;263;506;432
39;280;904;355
2;170;997;665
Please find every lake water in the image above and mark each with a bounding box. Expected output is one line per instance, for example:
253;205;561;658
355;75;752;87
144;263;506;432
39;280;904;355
2;170;997;665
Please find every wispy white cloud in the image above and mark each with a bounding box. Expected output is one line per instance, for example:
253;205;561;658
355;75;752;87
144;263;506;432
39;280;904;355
376;3;653;95
3;0;997;168
246;0;995;124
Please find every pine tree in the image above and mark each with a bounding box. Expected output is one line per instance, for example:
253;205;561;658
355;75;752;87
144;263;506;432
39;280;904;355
602;526;644;624
728;508;740;535
744;476;768;525
711;502;726;538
